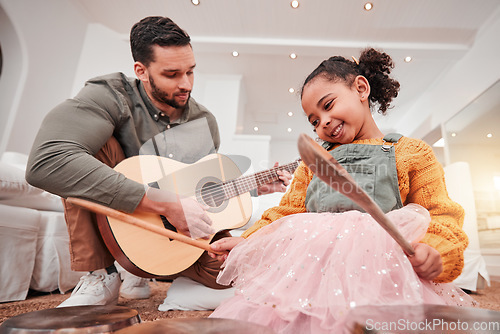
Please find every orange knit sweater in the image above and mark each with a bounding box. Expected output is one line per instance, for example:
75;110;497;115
242;136;468;283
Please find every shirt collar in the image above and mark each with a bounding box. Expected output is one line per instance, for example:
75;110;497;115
138;81;190;125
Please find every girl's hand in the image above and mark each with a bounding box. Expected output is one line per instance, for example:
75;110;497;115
408;242;443;280
257;162;292;195
208;236;245;261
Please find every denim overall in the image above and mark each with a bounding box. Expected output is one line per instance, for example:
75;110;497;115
305;134;404;214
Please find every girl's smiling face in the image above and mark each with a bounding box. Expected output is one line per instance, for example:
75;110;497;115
301;75;377;144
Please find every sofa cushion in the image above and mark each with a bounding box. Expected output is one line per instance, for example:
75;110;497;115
0;204;40;302
0;161;63;212
30;211;85;293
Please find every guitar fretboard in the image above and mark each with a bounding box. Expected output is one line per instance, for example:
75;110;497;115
222;159;300;199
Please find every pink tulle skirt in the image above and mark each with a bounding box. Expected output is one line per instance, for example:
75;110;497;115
209;204;475;333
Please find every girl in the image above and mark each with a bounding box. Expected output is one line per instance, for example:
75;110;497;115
208;48;475;333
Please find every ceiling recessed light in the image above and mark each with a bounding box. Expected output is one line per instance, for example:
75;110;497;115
191;0;200;5
364;2;373;11
291;0;299;9
289;88;295;93
487;133;493;138
289;53;297;59
288;111;294;117
232;51;239;57
404;56;412;63
287;128;292;133
253;126;259;132
451;132;457;137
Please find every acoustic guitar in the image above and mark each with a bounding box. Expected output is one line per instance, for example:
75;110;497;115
96;154;300;278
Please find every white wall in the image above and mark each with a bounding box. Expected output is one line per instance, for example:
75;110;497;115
397;7;500;139
72;23;134;96
192;74;243;154
0;4;26;155
192;74;272;170
0;0;88;155
270;139;302;167
448;144;500;194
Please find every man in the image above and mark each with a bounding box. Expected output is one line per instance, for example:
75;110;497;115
26;16;290;307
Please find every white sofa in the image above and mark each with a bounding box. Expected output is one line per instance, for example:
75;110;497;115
0;152;84;302
443;161;490;291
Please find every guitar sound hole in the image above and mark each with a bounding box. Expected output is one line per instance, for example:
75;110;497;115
200;181;225;208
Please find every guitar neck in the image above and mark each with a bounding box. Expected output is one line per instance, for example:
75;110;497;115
222;159;300;199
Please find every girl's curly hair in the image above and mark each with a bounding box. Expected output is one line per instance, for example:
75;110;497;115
301;48;400;115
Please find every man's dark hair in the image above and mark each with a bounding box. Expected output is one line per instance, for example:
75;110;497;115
130;16;191;67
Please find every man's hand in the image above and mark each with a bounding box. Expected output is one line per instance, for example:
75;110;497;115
408;242;443;280
171;197;215;239
257;162;292;195
208;236;245;261
136;189;215;239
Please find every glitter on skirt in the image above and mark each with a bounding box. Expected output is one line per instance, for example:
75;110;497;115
209;204;476;333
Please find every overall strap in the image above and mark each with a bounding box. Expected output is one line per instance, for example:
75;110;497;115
322;141;335;151
381;133;403;152
322;133;404;151
383;133;403;143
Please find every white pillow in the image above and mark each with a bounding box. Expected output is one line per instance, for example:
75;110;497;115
0;162;64;212
1;151;29;171
158;277;235;311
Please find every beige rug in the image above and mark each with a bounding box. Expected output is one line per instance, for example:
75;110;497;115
0;281;210;324
2;279;499;324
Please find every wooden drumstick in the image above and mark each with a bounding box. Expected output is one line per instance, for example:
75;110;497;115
297;133;415;256
66;197;226;255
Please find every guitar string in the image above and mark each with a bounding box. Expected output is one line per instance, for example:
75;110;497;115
198;161;299;197
165;161;300;202
185;161;301;203
210;161;299;198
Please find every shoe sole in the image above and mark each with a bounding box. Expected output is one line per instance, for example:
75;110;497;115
119;292;151;299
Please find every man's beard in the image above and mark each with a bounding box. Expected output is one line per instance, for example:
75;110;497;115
149;76;190;109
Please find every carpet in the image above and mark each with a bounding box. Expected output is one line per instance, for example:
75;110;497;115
0;281;210;324
1;279;499;325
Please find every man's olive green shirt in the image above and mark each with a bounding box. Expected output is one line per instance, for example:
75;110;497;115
26;72;220;213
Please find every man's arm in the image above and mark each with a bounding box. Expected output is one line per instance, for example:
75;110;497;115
26;90;145;213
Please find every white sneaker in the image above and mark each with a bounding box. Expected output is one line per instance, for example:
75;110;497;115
119;272;151;299
57;270;120;308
